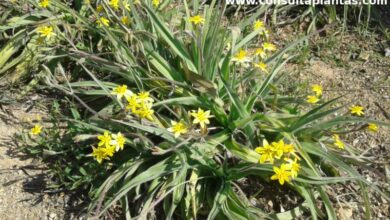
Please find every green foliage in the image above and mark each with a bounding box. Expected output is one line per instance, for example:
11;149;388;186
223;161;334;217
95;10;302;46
2;0;389;219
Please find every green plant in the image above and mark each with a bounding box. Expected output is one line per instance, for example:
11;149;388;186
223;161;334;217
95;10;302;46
4;0;389;219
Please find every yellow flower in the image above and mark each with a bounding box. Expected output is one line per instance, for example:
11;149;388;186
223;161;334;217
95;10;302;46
30;124;42;136
284;158;300;178
272;140;295;156
109;0;119;10
110;132;126;151
253;20;264;31
254;48;266;59
231;49;251;64
367;123;378;132
263;42;277;52
126;94;140;112
271;164;292;185
97;17;110;27
191;108;212;129
96;4;104;12
311;84;323;97
125;91;155;120
167;120;188;138
121;16;130;25
282;143;295;154
111;85;133;101
137;91;154;103
350;105;364;116
152;0;160;7
189;15;205;25
306;95;319;104
98;131;112;148
271;140;285;159
102;145;116;157
332;134;345;149
255;139;275;164
39;0;50;8
135;103;155;121
37;26;56;39
123;1;131;11
254;62;268;73
92;147;109;164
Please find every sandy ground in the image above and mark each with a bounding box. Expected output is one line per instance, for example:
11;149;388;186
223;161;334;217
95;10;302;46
0;105;65;220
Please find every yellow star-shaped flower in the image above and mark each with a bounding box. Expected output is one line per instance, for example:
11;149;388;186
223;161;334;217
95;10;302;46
284;158;300;178
152;0;160;7
37;26;56;39
191;108;211;129
137;91;154;104
39;0;50;8
254;48;266;59
98;131;112;148
231;49;251;64
255;139;275;164
311;84;323;97
108;0;119;10
189;15;205;25
306;95;319;104
332;134;345;149
367;123;378;132
254;61;268;73
263;42;277;52
31;124;42;136
111;85;133;101
167;120;188;138
350;105;364;116
111;132;126;151
253;20;264;31
134;103;154;121
121;16;130;25
97;17;110;27
92;147;109;164
271;164;292;185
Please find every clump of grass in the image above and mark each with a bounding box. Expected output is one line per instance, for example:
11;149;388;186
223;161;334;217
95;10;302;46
3;0;389;219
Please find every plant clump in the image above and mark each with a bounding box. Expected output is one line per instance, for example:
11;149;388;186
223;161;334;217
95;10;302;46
2;0;388;219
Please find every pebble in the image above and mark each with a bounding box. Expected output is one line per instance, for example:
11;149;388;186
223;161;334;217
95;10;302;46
48;212;57;220
385;48;390;57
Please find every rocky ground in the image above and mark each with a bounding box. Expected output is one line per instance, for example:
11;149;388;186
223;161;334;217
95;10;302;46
0;101;67;220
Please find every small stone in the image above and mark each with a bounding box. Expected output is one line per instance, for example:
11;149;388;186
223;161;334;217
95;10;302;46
385;48;390;57
267;200;273;209
250;198;257;206
49;213;57;220
280;204;285;212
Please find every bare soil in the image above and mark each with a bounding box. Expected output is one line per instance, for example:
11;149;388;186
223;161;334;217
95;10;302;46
0;101;66;220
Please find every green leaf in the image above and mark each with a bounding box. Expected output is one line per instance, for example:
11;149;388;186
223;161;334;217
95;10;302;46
145;5;198;74
98;155;181;216
224;140;259;163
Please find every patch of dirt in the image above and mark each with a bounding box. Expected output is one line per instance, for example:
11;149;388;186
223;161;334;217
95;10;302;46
0;101;67;220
